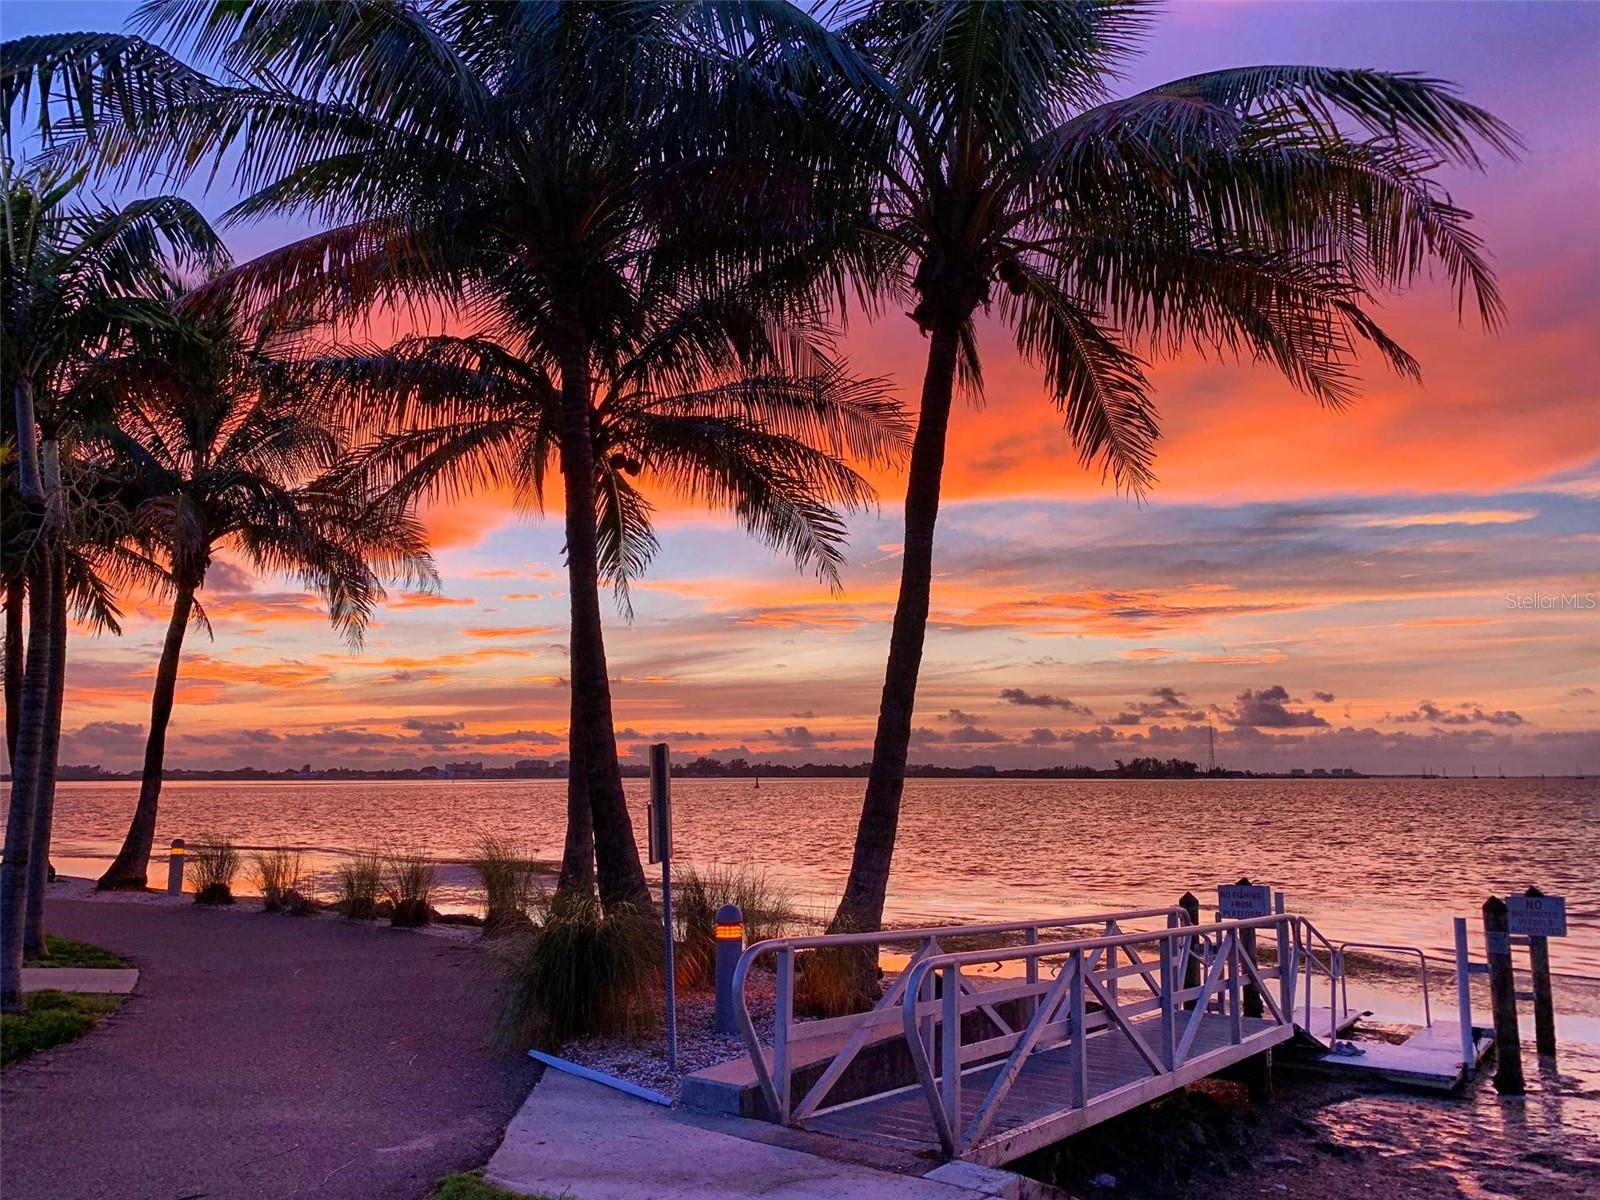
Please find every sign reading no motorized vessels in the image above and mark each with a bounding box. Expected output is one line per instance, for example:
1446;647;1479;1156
1217;884;1272;921
1508;894;1567;938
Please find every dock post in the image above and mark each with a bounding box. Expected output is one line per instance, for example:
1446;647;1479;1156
1483;897;1524;1094
714;903;744;1036
1524;886;1558;1058
1178;891;1201;1010
165;839;186;895
1453;917;1475;1076
1236;877;1263;1019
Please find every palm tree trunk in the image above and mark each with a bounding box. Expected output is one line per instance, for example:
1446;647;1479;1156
832;322;963;942
98;586;195;890
555;333;652;915
4;576;22;769
0;555;54;1011
558;684;596;895
22;547;67;957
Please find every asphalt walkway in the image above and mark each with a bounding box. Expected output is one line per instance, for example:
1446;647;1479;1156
1;892;540;1200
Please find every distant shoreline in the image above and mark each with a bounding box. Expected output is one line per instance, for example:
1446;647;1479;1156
24;766;1582;783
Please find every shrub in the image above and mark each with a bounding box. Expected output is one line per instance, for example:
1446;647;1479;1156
334;849;383;919
383;848;438;928
673;863;797;989
190;834;239;905
496;889;659;1049
250;846;302;912
793;902;880;1018
471;835;539;936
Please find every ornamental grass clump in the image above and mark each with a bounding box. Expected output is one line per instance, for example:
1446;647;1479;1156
674;863;797;989
383;848;438;928
250;846;302;912
190;834;239;905
334;849;383;919
496;890;658;1049
471;835;539;937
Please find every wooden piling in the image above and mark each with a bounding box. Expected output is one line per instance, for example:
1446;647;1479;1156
1236;877;1263;1019
1178;891;1201;1010
1524;886;1558;1057
1483;896;1524;1094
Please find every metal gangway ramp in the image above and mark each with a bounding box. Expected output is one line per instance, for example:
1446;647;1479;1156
731;909;1307;1166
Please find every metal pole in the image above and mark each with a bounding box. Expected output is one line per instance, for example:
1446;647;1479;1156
165;839;186;895
1453;916;1475;1076
1524;886;1558;1057
1483;896;1524;1094
649;743;677;1075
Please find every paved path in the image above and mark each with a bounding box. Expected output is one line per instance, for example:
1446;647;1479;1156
2;893;540;1200
20;966;140;993
486;1070;1055;1200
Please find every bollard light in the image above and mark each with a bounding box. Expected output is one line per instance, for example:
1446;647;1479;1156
166;838;186;895
714;902;745;1036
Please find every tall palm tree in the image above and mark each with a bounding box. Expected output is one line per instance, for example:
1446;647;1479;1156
303;289;905;893
3;0;875;912
87;296;436;891
801;1;1518;944
0;159;223;1008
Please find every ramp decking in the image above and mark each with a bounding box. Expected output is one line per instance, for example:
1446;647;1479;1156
808;1011;1288;1166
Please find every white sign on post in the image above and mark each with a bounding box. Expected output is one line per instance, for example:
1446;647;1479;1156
1218;884;1272;921
1508;894;1567;938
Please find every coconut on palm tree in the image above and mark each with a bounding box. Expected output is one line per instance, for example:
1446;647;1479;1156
794;0;1518;947
85;294;436;891
0;159;223;1007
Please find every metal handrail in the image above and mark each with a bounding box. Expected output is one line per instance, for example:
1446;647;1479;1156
1296;917;1343;1043
731;906;1192;1124
898;914;1300;1157
1336;941;1433;1027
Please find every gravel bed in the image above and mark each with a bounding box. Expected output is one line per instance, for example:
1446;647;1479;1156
558;974;782;1104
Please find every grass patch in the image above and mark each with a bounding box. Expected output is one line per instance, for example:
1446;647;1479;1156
471;835;539;936
250;846;303;912
334;848;384;919
1;990;123;1067
190;833;240;905
674;863;797;989
25;935;128;969
428;1170;558;1200
383;848;438;928
496;889;660;1049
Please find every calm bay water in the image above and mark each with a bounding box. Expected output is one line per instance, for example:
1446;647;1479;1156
50;776;1600;983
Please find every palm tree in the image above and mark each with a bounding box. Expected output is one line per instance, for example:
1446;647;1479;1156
0;159;223;1007
3;0;876;912
87;296;436;891
804;1;1518;944
303;290;904;893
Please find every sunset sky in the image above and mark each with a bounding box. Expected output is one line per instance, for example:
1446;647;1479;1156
10;1;1598;775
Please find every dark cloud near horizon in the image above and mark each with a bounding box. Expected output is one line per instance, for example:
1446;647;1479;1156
1224;685;1329;728
1392;700;1525;727
999;688;1093;716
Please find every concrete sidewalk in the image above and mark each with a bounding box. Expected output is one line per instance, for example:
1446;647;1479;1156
485;1070;1059;1200
20;966;139;993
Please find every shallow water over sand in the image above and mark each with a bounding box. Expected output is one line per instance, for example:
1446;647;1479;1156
50;775;1599;978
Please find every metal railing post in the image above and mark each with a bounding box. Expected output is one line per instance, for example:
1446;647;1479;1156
1275;912;1293;1023
1068;952;1088;1108
774;946;794;1121
1158;937;1177;1069
1227;931;1244;1043
1453;916;1475;1075
941;963;961;1145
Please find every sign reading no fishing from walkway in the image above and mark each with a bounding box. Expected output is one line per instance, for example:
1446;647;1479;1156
1217;884;1272;920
